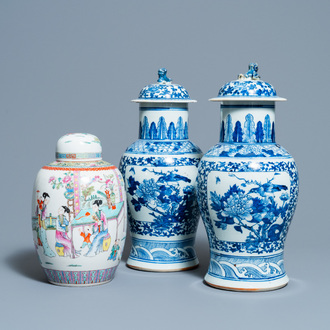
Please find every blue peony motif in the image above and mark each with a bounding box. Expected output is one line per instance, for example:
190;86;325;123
136;178;159;203
221;192;253;222
280;193;290;202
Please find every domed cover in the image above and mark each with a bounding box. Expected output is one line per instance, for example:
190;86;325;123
210;63;286;102
133;68;196;103
56;133;102;161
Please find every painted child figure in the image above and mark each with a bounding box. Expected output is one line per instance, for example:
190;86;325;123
108;239;120;261
80;226;92;249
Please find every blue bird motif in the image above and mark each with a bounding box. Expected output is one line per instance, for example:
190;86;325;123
142;168;191;183
248;183;288;197
156;172;191;183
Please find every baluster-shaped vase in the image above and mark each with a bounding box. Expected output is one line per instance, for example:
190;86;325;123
120;68;202;271
197;64;299;291
32;133;127;285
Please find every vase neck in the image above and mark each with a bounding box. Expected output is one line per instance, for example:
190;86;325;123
220;102;276;143
139;103;189;140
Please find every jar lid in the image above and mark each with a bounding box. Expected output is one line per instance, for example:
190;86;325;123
209;63;286;102
132;68;196;103
56;133;102;161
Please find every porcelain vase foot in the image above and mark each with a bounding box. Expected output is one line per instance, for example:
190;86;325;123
127;258;199;272
204;273;289;292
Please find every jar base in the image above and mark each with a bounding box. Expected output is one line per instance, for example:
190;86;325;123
204;273;289;292
49;279;112;287
43;267;117;286
126;258;199;272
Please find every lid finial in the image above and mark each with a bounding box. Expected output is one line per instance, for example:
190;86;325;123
132;68;196;102
210;63;286;101
239;63;260;80
157;68;172;83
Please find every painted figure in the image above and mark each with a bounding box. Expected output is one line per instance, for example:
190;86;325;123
80;226;92;249
85;200;109;256
108;239;120;261
37;192;56;257
55;206;72;257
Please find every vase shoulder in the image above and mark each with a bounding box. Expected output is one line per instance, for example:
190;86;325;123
124;139;202;156
203;143;294;159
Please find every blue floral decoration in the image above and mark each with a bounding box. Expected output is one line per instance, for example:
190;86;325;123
137;68;192;100
218;80;277;97
217;63;278;98
124;140;202;155
125;170;199;237
197;158;299;254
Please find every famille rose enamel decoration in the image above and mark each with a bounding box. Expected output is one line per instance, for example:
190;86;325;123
197;64;299;291
32;133;127;286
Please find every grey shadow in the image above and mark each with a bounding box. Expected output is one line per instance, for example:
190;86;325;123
188;239;210;278
120;233;131;263
6;249;48;283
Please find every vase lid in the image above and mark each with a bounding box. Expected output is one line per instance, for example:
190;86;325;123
209;63;286;102
132;68;196;103
56;133;102;161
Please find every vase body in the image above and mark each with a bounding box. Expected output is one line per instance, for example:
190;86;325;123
32;133;127;286
120;100;202;271
198;100;299;291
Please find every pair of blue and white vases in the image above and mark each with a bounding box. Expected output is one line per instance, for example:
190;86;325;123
120;64;299;291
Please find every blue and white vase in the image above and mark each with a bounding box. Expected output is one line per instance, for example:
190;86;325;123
120;68;202;271
197;64;299;291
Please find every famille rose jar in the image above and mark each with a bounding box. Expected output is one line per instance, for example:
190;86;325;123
197;64;299;291
120;68;202;271
32;133;127;286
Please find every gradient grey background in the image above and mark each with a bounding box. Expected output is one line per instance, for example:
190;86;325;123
1;1;329;329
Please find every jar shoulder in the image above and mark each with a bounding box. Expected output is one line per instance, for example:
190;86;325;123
34;161;122;184
40;159;115;169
